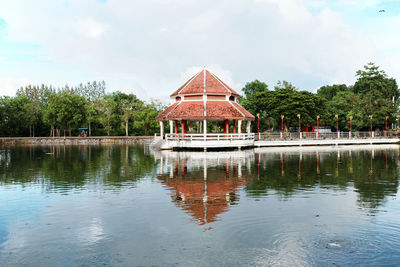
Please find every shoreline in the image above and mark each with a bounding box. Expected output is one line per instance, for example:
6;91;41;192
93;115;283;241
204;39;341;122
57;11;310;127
0;136;154;145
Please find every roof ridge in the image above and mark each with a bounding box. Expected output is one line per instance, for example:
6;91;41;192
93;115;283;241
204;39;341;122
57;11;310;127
209;71;233;94
176;70;202;95
203;69;206;93
203;69;207;116
229;101;245;118
165;101;181;119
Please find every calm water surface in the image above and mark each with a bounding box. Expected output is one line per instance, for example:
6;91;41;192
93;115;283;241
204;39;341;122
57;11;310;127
1;144;400;266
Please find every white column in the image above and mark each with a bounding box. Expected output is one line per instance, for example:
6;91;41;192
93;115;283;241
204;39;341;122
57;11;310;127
246;121;251;133
169;120;173;134
169;162;173;178
159;121;164;139
203;158;207;180
238;120;242;134
203;119;207;145
238;160;242;178
160;157;164;175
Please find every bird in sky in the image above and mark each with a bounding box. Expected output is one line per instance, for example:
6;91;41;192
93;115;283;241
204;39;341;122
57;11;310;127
379;9;385;12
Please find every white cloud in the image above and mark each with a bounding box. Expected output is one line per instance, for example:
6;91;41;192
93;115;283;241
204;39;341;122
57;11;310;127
0;77;31;96
0;0;397;98
336;0;381;8
77;18;106;39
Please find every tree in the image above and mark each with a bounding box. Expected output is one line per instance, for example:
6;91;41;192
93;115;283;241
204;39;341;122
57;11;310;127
97;95;115;136
353;62;399;100
0;96;30;136
43;91;58;137
240;80;272;131
76;81;106;136
325;91;359;131
24;101;40;137
267;81;326;129
241;80;268;98
120;99;135;136
133;101;163;136
317;84;348;101
51;92;87;136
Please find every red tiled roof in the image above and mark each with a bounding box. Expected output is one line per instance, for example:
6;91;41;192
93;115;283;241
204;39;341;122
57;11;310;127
231;102;255;119
156;101;254;121
206;101;242;120
159;101;204;120
171;70;240;97
155;102;179;121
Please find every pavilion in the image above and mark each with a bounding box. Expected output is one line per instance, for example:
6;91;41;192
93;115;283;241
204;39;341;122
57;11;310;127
156;69;255;150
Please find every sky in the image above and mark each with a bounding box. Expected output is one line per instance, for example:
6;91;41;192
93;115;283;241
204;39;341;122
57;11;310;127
0;0;399;103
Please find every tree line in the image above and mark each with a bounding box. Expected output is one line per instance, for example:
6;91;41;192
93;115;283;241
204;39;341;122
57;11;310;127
0;81;164;137
0;62;398;137
240;63;399;132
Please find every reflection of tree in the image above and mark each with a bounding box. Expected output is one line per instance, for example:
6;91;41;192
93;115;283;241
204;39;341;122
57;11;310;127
245;150;399;212
0;145;156;192
351;151;398;212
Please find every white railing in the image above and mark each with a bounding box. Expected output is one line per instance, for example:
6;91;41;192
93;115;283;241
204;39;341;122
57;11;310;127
165;133;255;142
255;131;395;141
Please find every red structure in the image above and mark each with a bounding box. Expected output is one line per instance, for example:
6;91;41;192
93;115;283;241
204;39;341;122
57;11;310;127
301;126;315;133
158;170;247;225
156;69;255;136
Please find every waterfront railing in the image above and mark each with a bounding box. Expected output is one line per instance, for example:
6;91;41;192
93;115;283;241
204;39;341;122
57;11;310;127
165;133;255;142
255;131;395;141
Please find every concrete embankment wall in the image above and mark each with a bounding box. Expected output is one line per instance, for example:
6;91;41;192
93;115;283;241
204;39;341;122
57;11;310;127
0;136;154;146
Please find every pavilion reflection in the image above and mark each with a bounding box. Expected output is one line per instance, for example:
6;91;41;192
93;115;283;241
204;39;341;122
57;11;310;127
150;145;400;221
152;150;255;225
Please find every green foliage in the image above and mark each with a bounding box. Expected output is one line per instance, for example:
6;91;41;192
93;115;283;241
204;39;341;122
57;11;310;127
241;80;268;98
353;62;399;100
269;81;326;127
97;95;116;136
49;92;87;136
317;84;348;101
0;96;30;136
133;100;164;136
242;80;326;131
1;62;398;136
241;63;399;132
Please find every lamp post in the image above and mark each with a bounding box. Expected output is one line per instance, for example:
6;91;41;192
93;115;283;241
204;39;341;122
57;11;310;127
281;115;284;139
349;116;353;139
316;115;320;139
257;113;260;140
369;115;373;138
335;114;339;139
297;114;302;139
385;116;389;137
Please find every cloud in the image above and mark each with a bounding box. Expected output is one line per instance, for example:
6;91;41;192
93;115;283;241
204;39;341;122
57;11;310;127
0;0;397;98
0;77;31;96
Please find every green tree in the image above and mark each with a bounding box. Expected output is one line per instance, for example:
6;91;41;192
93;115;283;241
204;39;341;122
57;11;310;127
133;101;163;136
241;80;268;99
325;91;359;131
120;98;136;136
50;92;87;136
267;81;326;129
352;63;399;130
76;81;106;136
317;84;348;101
0;96;30;136
353;62;399;100
97;95;115;136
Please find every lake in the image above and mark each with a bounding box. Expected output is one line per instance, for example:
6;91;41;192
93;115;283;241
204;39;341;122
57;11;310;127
1;144;400;266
